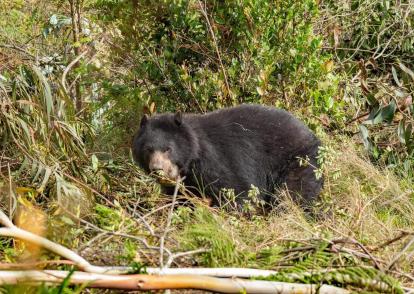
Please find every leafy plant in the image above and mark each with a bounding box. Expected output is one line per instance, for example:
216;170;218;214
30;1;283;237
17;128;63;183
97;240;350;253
178;207;244;267
93;0;344;147
356;62;414;181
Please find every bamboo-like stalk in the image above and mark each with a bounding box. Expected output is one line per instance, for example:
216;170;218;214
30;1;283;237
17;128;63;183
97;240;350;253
0;270;349;294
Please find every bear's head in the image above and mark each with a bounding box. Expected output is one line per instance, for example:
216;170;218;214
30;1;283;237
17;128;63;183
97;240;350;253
132;112;198;181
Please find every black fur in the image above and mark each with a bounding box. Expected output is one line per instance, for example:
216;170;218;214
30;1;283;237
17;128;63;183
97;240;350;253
132;104;323;208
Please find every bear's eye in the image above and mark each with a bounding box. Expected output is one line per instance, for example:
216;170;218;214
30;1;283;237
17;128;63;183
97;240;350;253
144;146;154;153
165;147;172;153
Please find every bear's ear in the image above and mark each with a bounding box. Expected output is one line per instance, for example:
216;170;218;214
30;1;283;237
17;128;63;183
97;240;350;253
174;112;182;126
140;114;149;128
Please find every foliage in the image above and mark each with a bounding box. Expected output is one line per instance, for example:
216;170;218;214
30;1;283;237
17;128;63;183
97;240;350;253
319;0;414;182
0;59;95;216
321;0;414;65
93;0;344;144
178;207;244;267
261;242;403;293
357;63;414;181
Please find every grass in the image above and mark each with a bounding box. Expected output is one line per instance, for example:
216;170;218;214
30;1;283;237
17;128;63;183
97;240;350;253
168;136;414;291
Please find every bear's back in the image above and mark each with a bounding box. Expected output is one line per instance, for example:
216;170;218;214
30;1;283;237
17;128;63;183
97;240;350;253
186;104;318;156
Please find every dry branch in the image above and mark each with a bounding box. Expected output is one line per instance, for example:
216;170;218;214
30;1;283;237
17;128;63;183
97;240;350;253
103;266;278;277
0;270;349;293
197;0;232;100
0;209;108;274
0;207;352;293
61;50;88;92
159;177;182;268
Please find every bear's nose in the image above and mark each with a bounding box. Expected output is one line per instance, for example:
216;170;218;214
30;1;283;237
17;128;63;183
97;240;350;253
149;161;163;172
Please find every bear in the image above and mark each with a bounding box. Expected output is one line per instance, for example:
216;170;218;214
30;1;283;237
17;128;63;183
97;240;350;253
132;104;323;210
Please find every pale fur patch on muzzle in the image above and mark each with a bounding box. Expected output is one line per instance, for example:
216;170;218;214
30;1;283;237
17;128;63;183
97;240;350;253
148;151;180;180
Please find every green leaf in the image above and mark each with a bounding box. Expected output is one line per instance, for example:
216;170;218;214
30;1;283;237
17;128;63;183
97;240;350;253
92;154;99;172
398;120;406;144
61;215;75;226
57;269;75;294
32;66;53;120
405;123;412;148
15;117;32;144
364;100;396;125
365;93;378;106
399;62;414;83
381;99;397;123
359;125;372;150
391;66;402;87
49;14;58;25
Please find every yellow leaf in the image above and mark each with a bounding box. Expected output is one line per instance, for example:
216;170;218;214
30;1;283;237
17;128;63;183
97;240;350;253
259;70;266;82
323;60;334;72
15;187;37;196
149;102;156;114
14;201;47;261
256;86;265;96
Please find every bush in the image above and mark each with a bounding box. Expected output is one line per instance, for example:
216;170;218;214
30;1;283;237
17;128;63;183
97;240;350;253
93;0;344;144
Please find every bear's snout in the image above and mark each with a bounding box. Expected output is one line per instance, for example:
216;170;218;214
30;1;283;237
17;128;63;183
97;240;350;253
149;151;180;180
148;151;165;172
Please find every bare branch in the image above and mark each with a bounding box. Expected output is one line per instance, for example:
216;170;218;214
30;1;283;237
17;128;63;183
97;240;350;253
0;209;108;274
165;248;209;268
197;0;232;101
159;178;183;268
61;50;88;92
0;270;350;293
386;235;414;271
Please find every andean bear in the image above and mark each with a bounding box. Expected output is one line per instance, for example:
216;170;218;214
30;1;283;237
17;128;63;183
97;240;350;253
132;104;323;209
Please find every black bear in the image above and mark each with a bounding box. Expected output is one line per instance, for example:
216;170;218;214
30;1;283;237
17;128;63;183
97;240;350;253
132;104;323;209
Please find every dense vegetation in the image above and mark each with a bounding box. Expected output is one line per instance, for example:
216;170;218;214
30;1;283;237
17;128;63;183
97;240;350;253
0;0;413;292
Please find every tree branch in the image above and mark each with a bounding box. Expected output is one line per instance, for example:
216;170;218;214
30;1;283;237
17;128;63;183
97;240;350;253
0;270;350;293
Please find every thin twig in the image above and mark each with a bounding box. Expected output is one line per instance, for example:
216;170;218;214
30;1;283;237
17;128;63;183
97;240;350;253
61;50;88;92
159;178;183;269
0;44;36;59
386;235;414;271
333;238;382;270
61;208;159;252
197;0;231;101
7;163;16;219
165;248;209;268
371;231;412;252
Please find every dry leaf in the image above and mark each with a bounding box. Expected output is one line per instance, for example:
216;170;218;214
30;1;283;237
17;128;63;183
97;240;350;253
14;198;47;261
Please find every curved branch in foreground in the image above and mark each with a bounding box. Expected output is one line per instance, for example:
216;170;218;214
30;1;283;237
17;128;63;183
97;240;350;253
0;209;108;274
0;270;349;294
0;228;107;274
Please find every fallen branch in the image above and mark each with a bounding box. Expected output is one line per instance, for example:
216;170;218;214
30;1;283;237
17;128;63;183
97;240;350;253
105;266;278;277
0;209;108;274
0;270;350;293
0;264;397;293
386;235;414;272
372;231;413;252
